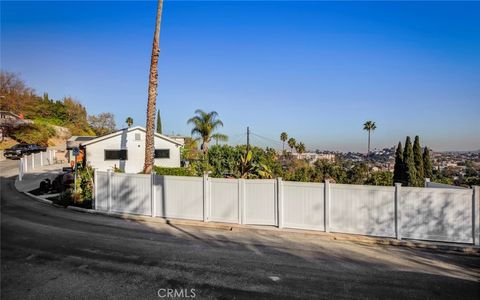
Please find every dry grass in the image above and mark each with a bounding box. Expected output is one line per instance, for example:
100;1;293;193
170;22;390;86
0;139;18;150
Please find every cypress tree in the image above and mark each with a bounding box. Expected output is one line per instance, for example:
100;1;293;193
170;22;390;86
393;142;405;185
156;109;162;134
423;147;433;180
403;136;417;187
413;135;424;186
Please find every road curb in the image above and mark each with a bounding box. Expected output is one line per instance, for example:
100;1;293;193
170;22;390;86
21;191;480;256
24;192;53;205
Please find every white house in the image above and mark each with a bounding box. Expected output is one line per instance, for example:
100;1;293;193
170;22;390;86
81;126;183;173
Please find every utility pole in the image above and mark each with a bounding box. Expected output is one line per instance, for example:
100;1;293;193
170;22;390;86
246;126;250;153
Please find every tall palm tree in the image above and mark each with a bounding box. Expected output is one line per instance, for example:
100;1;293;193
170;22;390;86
280;132;288;151
143;0;163;174
363;121;377;155
296;142;306;154
287;138;296;153
188;109;227;154
125;117;133;127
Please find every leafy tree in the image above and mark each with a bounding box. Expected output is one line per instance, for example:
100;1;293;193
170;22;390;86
207;144;239;177
403;136;417;186
143;0;164;174
313;159;347;183
423;147;433;179
296;142;306;154
181;137;200;162
125;117;133;127
63;97;94;135
393;142;405;185
0;71;35;114
465;161;478;177
156;109;162;134
366;171;394;186
287;138;296;153
88;112;116;136
280;132;288;152
348;162;369;184
413;135;424;186
363;121;376;155
188;109;227;154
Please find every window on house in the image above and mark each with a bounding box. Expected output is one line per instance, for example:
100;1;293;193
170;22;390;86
135;133;141;141
154;149;170;159
105;150;128;160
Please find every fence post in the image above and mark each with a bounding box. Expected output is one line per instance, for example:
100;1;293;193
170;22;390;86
203;173;210;222
18;157;23;181
239;179;246;224
107;169;112;213
94;168;98;210
31;153;35;170
24;155;28;173
40;151;43;166
424;178;430;187
473;186;479;246
49;150;53;165
395;183;402;240
324;179;330;232
151;172;156;218
277;177;284;228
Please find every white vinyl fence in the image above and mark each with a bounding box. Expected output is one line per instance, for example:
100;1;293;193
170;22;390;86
95;171;480;245
18;150;58;181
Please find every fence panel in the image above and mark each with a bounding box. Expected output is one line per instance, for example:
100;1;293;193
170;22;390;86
24;154;33;171
210;178;239;223
111;173;151;215
33;152;42;169
244;179;276;225
401;187;473;243
96;171;109;211
283;181;325;231
155;175;204;220
330;184;396;237
42;150;52;166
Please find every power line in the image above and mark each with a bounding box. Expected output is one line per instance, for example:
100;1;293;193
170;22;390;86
250;132;284;147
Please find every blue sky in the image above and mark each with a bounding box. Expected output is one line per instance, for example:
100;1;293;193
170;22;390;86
2;1;479;152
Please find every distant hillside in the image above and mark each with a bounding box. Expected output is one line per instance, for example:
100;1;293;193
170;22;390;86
1;71;98;146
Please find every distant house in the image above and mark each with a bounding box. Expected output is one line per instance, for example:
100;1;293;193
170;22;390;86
294;152;336;164
80;126;183;173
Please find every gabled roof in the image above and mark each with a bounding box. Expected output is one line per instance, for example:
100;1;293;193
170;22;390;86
80;126;184;147
67;136;97;142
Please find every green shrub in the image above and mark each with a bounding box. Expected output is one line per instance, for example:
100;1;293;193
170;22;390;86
153;166;196;176
10;123;55;146
365;171;394;186
54;189;73;207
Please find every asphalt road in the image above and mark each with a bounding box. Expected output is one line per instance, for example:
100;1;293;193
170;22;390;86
1;159;479;299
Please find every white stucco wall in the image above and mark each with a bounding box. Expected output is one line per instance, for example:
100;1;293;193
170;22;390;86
85;128;181;173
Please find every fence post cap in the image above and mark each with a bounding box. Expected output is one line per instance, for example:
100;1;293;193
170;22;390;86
395;182;402;187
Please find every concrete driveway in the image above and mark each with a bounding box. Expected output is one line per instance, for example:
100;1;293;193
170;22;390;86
1;159;479;299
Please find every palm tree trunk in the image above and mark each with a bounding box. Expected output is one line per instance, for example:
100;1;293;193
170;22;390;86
143;0;163;174
367;130;371;155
